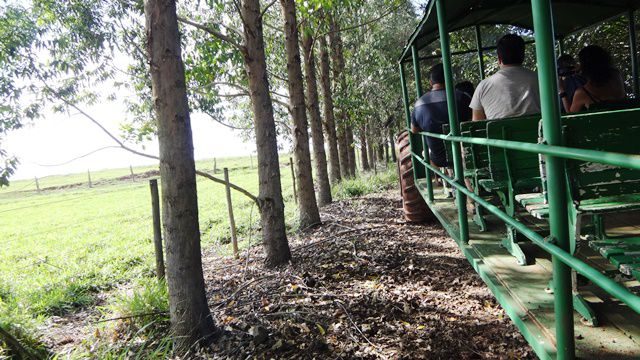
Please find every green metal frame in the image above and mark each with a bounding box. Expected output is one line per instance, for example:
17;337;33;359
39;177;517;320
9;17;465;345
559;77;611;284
435;0;469;244
630;9;639;97
397;0;640;358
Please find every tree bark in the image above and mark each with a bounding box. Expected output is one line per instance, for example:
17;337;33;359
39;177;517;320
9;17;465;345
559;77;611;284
318;35;341;185
329;15;352;178
279;0;321;228
359;125;370;170
241;0;291;267
367;125;376;167
302;32;332;207
337;126;350;178
377;141;385;164
389;129;397;162
346;126;357;176
144;0;216;352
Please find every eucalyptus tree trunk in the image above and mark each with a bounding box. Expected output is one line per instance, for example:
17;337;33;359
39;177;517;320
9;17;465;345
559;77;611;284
367;126;376;167
377;141;385;164
346;126;357;176
302;32;332;207
337;127;350;177
318;36;341;185
279;0;321;228
329;15;353;178
144;0;216;351
241;0;290;267
389;129;397;162
359;126;370;170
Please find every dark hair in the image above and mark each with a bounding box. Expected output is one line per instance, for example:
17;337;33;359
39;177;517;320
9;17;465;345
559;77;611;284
497;34;525;65
557;54;575;69
578;45;615;87
429;63;445;84
455;81;474;96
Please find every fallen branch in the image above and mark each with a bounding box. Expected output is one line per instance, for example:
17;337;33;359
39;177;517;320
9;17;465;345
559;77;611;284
211;275;276;309
94;310;169;324
293;226;387;251
41;80;260;206
334;300;380;352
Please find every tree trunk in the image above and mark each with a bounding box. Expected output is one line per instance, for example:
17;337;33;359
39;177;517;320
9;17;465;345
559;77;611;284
367;127;375;167
328;15;351;179
279;0;320;228
302;32;332;207
384;139;390;164
241;0;291;267
389;129;397;162
359;126;370;170
144;0;216;352
346;126;357;176
377;141;385;164
318;36;341;185
337;126;350;178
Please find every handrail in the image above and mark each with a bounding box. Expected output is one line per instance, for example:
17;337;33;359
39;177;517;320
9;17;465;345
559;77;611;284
411;151;640;313
416;130;640;170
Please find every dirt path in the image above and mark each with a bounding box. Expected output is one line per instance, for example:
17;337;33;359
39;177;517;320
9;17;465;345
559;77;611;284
203;190;535;359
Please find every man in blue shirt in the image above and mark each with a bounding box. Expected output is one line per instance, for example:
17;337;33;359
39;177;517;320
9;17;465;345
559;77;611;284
411;63;471;168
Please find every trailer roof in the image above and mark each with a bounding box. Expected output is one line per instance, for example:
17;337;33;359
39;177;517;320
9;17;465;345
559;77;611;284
401;0;640;61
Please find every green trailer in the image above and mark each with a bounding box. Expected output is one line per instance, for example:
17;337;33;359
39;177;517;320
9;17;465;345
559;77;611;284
396;1;640;359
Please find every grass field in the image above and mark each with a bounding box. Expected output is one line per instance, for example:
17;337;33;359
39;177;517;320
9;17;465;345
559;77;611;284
0;155;397;357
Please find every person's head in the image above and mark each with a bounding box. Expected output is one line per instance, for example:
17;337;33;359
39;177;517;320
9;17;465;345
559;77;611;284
557;54;576;76
455;81;474;96
497;34;526;66
578;45;615;87
429;63;445;86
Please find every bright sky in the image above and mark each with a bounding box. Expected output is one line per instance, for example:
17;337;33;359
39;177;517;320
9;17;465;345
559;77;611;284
6;100;256;180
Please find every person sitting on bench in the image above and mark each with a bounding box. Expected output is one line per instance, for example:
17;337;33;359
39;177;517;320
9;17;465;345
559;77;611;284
455;81;474;121
411;63;470;169
470;34;540;120
568;45;626;112
557;54;586;112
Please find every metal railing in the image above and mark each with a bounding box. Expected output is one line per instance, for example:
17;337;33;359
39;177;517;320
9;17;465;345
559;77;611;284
399;0;640;358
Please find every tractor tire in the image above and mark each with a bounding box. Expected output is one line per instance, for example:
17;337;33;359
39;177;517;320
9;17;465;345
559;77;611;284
396;131;432;222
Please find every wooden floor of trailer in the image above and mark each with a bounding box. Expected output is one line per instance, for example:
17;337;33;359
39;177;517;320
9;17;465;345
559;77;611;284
415;180;640;359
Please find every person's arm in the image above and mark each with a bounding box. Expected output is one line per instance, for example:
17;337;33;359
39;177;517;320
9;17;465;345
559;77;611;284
569;88;588;113
411;122;422;134
558;77;571;112
472;109;486;121
469;82;485;121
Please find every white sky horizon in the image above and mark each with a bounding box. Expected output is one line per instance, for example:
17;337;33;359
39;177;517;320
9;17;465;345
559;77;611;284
5;105;257;181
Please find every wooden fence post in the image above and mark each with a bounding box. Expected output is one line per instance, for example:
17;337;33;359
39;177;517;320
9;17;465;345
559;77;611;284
224;168;239;259
130;165;135;182
35;177;40;194
87;170;92;188
289;157;297;204
213;158;217;173
149;179;165;279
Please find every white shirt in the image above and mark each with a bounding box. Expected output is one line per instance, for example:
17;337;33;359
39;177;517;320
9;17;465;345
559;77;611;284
470;66;541;119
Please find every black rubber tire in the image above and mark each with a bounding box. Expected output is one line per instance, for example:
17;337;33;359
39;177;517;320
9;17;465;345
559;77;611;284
396;131;433;222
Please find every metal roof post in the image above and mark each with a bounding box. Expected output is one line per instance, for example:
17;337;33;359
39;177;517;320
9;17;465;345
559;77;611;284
629;9;639;97
412;45;434;202
400;62;426;194
531;0;576;359
475;25;485;80
435;0;469;244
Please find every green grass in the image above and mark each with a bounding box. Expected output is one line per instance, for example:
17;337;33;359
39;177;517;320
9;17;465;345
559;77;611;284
333;166;398;199
0;156;397;357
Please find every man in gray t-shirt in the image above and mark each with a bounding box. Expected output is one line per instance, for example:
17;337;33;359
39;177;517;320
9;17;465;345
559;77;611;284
470;34;540;120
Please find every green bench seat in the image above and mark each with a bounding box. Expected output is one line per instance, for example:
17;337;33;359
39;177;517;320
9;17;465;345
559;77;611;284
516;108;640;326
589;240;640;280
485;115;542;265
